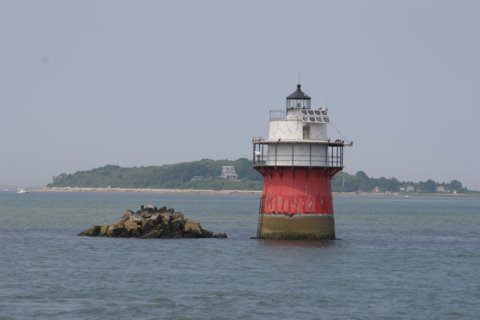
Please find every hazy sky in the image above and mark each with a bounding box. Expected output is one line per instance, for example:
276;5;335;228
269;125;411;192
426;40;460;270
1;0;479;189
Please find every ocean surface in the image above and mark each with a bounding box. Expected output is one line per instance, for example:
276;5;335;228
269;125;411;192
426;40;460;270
0;191;479;320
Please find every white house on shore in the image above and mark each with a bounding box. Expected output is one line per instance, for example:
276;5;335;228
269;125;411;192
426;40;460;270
220;166;238;180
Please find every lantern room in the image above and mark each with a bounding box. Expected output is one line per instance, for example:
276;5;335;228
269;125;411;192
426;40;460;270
286;84;311;110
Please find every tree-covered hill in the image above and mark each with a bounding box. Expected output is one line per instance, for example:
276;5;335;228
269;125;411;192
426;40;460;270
48;159;468;193
48;158;264;190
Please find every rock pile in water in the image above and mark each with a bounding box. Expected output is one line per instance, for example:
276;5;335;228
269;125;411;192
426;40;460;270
79;204;227;239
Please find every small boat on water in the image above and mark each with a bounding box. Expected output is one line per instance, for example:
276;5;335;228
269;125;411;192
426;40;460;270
16;188;29;194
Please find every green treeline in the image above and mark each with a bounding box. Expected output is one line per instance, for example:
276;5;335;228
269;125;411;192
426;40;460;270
332;171;467;193
49;158;263;190
48;159;468;193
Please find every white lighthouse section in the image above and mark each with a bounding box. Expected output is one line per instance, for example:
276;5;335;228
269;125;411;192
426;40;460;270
268;108;329;141
266;116;328;167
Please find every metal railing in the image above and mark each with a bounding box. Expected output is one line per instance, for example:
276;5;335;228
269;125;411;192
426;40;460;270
253;141;344;168
269;110;286;121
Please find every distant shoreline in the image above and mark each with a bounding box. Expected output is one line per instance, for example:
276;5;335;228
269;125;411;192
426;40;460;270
36;187;262;195
34;187;479;198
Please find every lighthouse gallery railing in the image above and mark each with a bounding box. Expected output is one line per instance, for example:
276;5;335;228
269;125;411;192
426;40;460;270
252;139;344;168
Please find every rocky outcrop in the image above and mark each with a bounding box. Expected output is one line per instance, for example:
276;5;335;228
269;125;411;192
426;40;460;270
79;205;227;239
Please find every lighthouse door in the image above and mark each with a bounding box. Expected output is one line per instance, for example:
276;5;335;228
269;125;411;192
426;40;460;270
303;125;310;139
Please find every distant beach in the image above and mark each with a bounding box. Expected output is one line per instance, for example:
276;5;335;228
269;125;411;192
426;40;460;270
37;186;262;195
33;187;478;197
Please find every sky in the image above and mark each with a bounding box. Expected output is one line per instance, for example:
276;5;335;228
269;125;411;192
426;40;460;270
0;0;479;189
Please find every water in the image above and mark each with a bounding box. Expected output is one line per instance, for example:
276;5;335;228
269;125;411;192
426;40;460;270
0;192;479;319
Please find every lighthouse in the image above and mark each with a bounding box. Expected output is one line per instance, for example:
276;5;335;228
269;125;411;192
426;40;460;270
253;84;351;240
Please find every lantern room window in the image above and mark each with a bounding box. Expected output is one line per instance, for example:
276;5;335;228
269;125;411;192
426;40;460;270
287;99;311;109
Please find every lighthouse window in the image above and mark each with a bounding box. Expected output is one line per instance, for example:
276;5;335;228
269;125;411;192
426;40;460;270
314;110;321;115
303;125;311;139
321;110;327;115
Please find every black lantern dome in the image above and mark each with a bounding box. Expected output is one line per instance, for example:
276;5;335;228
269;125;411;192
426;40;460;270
286;84;311;110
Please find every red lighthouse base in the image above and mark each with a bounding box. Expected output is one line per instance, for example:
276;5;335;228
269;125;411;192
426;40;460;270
256;167;339;240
